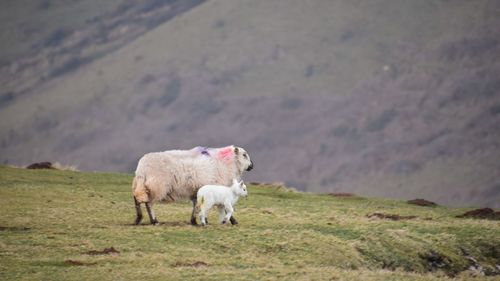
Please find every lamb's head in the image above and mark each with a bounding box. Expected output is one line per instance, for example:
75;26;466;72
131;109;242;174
234;146;254;172
231;178;248;198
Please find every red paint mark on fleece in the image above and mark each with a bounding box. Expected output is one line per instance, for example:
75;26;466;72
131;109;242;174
217;146;234;162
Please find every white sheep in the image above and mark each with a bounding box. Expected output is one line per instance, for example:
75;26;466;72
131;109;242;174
197;179;248;226
132;145;253;225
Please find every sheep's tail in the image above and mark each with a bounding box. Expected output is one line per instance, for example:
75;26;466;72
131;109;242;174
196;196;205;212
132;175;149;203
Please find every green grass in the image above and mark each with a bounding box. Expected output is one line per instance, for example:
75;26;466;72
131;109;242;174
0;165;498;280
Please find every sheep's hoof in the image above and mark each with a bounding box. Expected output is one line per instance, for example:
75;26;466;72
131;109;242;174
151;219;159;226
230;217;238;225
190;218;198;226
222;220;227;224
134;216;143;225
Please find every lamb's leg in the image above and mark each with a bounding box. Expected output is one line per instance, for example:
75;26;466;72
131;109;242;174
134;197;143;225
217;206;226;224
145;202;159;225
199;208;207;226
223;204;234;224
229;215;238;225
190;198;198;225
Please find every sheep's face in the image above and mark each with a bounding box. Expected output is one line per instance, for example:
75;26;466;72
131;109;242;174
235;146;253;172
231;179;248;197
238;181;248;197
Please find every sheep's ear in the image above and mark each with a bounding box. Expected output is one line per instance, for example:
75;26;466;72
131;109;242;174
239;180;243;186
234;146;239;154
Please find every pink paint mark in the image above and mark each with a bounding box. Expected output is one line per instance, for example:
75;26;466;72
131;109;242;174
217;146;234;162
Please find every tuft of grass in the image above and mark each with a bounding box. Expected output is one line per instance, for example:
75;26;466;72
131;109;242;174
0;165;499;280
51;162;79;172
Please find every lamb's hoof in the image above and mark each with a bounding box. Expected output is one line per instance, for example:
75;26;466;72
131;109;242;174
151;220;159;226
190;218;198;226
134;217;143;225
222;220;227;224
230;217;238;225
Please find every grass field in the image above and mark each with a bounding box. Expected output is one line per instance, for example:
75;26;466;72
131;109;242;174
0;165;498;280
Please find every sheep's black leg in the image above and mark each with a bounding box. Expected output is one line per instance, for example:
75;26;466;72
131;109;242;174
145;202;159;225
229;216;238;225
190;198;198;225
134;197;143;225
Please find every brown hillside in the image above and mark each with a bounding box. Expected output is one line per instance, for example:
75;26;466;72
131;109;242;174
1;0;499;207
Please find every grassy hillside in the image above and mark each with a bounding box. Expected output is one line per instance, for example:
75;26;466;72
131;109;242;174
0;0;122;63
0;0;205;103
0;166;499;280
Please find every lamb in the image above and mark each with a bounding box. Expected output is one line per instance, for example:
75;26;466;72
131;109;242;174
197;179;248;226
132;145;253;225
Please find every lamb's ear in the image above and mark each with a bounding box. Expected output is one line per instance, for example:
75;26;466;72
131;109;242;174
238;180;243;186
234;146;239;155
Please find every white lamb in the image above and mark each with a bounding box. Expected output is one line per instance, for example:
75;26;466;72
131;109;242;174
197;179;248;226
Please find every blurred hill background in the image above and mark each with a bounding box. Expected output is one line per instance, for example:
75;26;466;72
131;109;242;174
1;0;499;207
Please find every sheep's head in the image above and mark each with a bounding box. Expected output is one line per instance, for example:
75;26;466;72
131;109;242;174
217;145;253;173
231;179;248;197
234;146;253;172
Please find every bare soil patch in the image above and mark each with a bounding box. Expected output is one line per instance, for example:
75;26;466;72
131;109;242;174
85;247;119;255
456;208;500;220
407;199;437;207
65;260;97;266
26;162;53;169
0;226;30;231
172;261;208;268
328;192;356;197
367;213;417;220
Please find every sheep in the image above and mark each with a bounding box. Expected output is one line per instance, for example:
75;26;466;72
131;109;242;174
132;145;253;225
197;179;248;226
